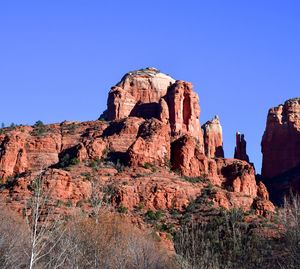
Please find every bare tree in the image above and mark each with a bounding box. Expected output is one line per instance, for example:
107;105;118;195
24;168;65;269
0;208;29;268
277;192;300;268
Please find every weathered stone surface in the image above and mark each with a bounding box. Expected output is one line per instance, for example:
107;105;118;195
0;121;108;179
107;68;175;121
106;68;205;147
257;181;269;200
117;67;175;103
171;135;265;198
202;115;224;158
234;132;249;162
127;119;170;167
252;199;275;217
158;97;169;124
103;117;145;153
107;87;136;121
167;81;204;150
261;98;300;178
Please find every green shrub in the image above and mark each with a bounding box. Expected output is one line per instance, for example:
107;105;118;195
145;209;163;222
117;204;128;213
31;120;46;135
76;200;83;207
81;172;92;182
65;200;73;207
58;154;79;168
6;175;15;184
89;160;97;168
144;162;152;169
137;202;144;210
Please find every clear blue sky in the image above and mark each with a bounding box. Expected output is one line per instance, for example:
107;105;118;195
0;1;299;173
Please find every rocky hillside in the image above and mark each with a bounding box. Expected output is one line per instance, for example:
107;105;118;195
0;67;277;245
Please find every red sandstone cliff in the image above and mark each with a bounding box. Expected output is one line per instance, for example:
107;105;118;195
262;98;300;178
261;98;300;203
0;68;275;237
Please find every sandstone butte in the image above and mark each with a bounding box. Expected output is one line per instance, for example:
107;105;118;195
0;67;277;248
261;98;300;203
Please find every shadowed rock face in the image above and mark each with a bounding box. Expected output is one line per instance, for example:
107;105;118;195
234;132;249;162
261;98;300;204
261;98;300;178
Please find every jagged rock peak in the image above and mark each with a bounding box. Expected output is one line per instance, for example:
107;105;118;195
202;115;224;158
234;132;249;162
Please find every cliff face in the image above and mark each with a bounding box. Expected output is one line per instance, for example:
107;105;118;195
262;98;300;178
261;98;300;203
0;68;275;230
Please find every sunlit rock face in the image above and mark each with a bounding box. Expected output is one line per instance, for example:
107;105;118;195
202;115;224;158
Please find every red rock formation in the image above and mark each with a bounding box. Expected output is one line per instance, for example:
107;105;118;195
234;132;249;162
202;115;224;158
106;68;204;149
127;119;171;167
252;199;275;217
107;87;136;121
107;68;175;121
261;98;300;178
166;81;204;150
257;181;269;200
0;68;277;240
171;135;267;198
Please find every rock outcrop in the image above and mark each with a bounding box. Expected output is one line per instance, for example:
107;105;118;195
202;115;224;158
127;119;171;167
107;68;175;121
106;68;204;149
0;67;277;242
166;81;204;148
234;132;249;162
261;98;300;178
171;135;268;199
261;98;300;203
